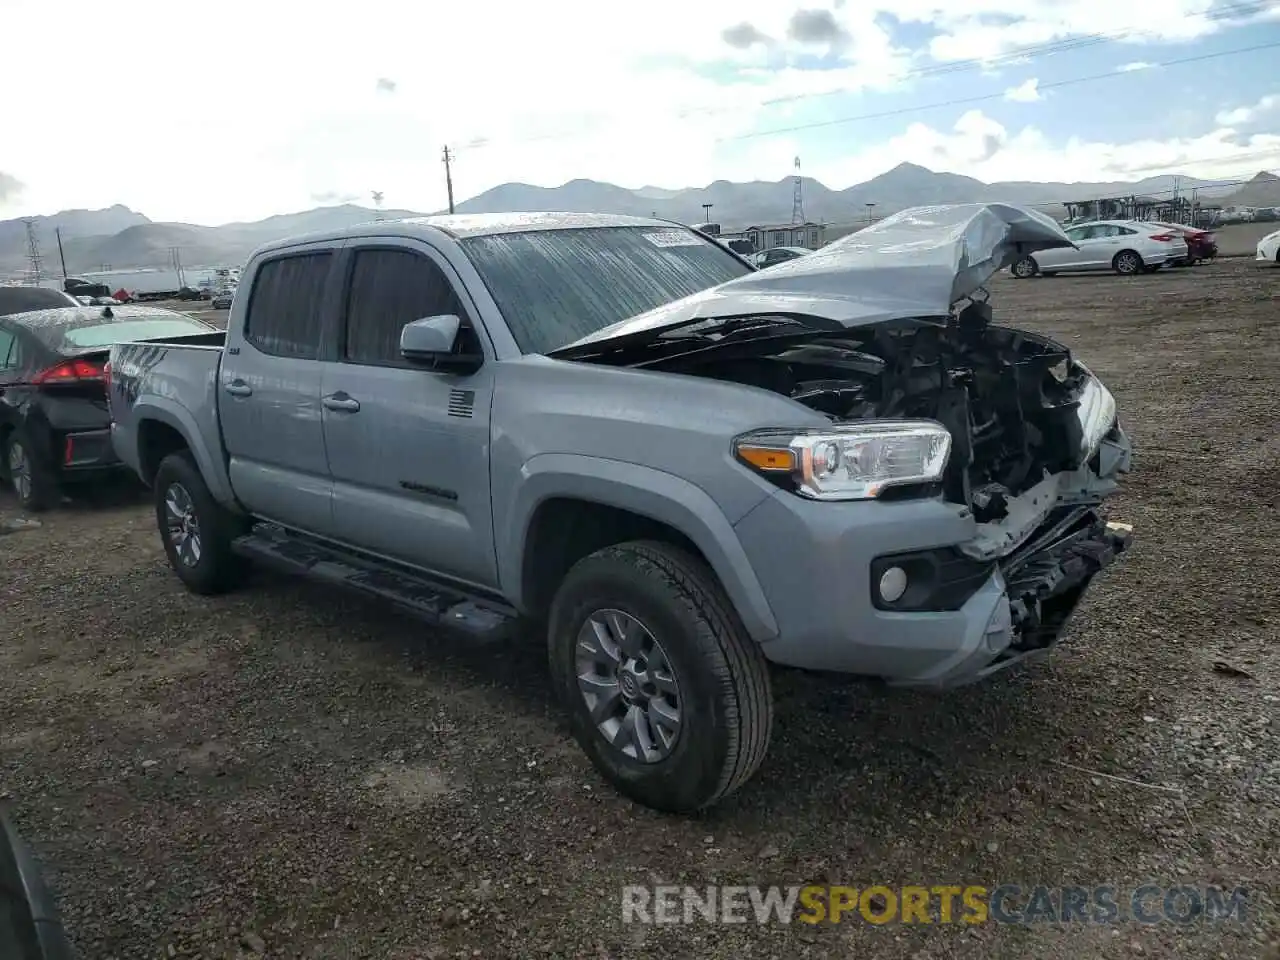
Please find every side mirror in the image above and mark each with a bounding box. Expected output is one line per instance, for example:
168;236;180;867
399;315;483;374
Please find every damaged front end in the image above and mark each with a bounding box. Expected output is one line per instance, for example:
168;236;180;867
558;202;1134;662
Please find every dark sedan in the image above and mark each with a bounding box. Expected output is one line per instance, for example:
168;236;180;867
0;286;79;316
0;304;219;510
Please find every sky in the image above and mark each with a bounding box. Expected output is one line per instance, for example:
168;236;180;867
2;0;1279;224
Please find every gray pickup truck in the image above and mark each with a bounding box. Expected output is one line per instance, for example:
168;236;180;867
107;204;1134;813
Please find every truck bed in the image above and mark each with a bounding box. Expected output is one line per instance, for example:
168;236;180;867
107;334;232;499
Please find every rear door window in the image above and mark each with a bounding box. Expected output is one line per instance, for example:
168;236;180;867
342;248;469;366
244;253;332;359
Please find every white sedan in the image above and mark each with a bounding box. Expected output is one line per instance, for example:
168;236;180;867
1011;220;1188;278
1257;228;1280;264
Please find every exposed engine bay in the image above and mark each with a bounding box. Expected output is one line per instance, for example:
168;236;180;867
635;297;1117;531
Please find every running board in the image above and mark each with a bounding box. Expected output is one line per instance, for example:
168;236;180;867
231;524;517;641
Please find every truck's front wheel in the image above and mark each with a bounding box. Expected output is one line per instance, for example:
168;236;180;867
548;541;773;813
153;451;246;595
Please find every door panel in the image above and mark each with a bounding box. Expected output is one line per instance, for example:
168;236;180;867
219;246;338;532
319;242;497;588
321;361;497;586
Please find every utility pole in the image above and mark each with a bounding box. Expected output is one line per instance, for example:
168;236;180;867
22;218;43;286
170;246;186;288
55;226;68;280
442;145;456;214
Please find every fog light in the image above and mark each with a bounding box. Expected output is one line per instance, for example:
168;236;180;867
879;566;908;603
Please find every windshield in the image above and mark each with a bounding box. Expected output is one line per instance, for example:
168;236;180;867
459;225;752;355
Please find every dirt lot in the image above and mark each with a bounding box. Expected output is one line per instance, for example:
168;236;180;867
2;259;1279;959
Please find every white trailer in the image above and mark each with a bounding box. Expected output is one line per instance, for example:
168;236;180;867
76;268;187;301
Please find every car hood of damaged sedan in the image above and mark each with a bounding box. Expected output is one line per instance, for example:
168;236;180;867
555;202;1075;354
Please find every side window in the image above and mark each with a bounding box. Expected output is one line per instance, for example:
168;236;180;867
343;248;469;366
243;252;331;359
1065;227;1086;242
1116;226;1137;235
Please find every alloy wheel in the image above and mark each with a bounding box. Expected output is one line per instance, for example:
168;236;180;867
575;608;683;763
7;441;31;503
163;482;203;567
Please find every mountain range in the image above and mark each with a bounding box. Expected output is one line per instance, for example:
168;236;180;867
3;162;1278;278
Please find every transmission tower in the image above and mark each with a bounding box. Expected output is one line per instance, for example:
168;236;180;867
23;218;44;286
372;190;384;220
791;157;805;225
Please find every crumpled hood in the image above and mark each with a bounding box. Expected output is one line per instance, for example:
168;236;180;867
559;202;1073;351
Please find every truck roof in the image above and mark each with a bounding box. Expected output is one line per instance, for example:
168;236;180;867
253;212;678;257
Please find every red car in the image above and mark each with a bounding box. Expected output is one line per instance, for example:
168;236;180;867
1152;222;1218;265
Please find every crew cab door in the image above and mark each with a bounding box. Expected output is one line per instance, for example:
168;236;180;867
219;244;341;533
317;241;498;589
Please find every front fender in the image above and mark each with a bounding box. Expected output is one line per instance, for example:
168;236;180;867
499;453;779;642
128;396;235;506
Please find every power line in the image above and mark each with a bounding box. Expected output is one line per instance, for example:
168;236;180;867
743;0;1275;113
720;40;1280;143
449;1;1278;154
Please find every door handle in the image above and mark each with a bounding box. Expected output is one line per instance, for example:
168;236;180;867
224;380;252;397
322;393;360;413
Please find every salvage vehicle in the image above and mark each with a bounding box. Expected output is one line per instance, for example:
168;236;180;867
1011;220;1187;277
107;204;1134;813
0;304;220;510
1148;222;1218;265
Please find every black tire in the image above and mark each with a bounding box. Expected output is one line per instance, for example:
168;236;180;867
1113;250;1144;275
153;451;247;595
548;540;773;813
2;428;58;512
1010;255;1038;279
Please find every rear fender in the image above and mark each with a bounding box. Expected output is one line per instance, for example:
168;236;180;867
130;396;235;505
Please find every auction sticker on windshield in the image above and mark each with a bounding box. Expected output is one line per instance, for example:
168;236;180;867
643;230;704;247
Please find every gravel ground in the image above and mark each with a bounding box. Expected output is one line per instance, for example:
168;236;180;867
2;258;1278;960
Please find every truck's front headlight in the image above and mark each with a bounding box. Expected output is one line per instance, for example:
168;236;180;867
1076;371;1117;460
734;422;952;501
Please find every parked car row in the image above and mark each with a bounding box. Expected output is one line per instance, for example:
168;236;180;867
1010;219;1217;279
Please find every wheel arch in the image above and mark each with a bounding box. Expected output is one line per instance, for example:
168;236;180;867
502;455;779;643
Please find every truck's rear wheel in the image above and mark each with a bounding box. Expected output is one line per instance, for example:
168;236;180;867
548;540;773;813
153;451;246;595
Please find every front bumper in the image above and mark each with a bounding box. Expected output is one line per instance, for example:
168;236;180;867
735;483;1133;687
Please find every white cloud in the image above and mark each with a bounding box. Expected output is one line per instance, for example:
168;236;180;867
1118;61;1157;72
1003;78;1042;102
814;109;1280;190
894;0;1261;63
1215;93;1280;127
0;0;1275;224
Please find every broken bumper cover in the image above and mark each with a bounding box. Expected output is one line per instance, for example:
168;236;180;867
734;491;1133;687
